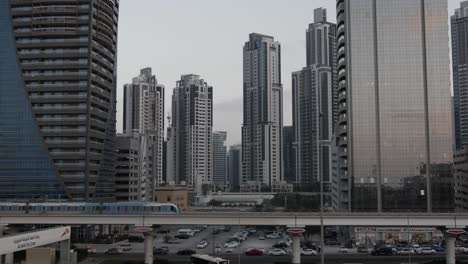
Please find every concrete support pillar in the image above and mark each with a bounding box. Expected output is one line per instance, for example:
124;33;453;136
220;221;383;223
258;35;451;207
291;234;301;264
446;236;456;264
144;235;154;264
4;254;13;264
0;225;3;264
59;239;70;264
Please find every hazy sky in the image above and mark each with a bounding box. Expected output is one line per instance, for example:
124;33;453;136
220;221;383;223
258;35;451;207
116;0;461;146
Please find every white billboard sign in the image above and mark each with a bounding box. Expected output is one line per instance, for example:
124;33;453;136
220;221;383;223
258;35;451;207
0;226;70;255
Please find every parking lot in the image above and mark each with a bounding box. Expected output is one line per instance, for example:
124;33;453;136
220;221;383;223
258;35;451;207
76;225;353;256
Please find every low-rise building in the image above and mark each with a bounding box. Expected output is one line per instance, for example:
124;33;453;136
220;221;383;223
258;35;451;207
154;186;189;211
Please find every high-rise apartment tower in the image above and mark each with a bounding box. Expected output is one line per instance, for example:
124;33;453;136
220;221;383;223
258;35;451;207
241;33;284;192
0;0;119;201
167;74;213;194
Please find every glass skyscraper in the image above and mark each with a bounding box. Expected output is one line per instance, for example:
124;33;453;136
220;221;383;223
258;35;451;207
333;0;453;212
0;0;119;201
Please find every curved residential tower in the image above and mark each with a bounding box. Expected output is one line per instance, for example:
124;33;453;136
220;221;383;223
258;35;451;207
0;0;119;201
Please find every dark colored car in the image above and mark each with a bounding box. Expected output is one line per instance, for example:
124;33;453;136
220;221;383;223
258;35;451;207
273;242;289;249
177;249;196;255
245;249;263;256
432;245;445;252
212;228;221;235
105;248;122;255
128;236;144;243
175;233;191;239
371;247;394;256
156;229;170;234
154;247;169;255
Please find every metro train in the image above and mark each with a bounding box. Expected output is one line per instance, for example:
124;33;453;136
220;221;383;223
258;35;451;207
0;202;179;215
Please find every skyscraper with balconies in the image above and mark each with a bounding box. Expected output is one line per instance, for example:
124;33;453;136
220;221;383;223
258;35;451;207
452;0;468;151
166;74;213;194
123;68;165;193
293;8;336;191
332;0;453;212
241;33;284;192
213;131;227;191
0;0;119;201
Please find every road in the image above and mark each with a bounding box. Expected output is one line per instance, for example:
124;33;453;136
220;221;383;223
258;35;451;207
78;225;342;255
83;253;468;264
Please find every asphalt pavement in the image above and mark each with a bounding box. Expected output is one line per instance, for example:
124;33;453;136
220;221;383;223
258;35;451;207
77;225;462;264
83;252;468;264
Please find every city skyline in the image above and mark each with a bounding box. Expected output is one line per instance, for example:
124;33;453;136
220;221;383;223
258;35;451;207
116;0;461;146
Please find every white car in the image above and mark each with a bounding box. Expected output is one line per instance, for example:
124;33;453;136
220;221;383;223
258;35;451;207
196;240;208;249
265;233;281;239
268;248;286;256
224;241;240;248
459;246;468;253
225;248;234;253
301;248;318;256
397;248;415;255
416;247;436;255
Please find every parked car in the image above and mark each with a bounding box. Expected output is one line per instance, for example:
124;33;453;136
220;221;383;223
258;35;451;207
219;226;231;232
258;235;265;240
156;229;170;234
357;245;372;254
128;235;145;243
119;243;132;252
177;249;196;255
175;233;191;239
268;248;286;256
338;246;349;253
212;228;221;235
458;246;468;253
301;248;317;256
224;241;240;248
397;248;415;255
225;248;234;253
432;245;445;252
416;247;436;255
273;242;290;249
105;248;122;255
154;247;169;255
197;240;209;249
86;246;96;254
265;232;281;239
248;228;257;234
245;248;263;256
371;247;394;256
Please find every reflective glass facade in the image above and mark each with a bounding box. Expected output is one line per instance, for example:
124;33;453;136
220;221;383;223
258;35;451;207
334;0;453;212
0;0;65;200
